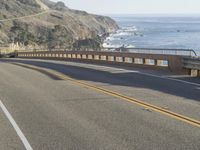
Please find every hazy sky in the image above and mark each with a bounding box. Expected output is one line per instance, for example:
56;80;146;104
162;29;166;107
51;0;200;15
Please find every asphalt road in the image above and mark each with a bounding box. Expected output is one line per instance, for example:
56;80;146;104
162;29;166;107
0;58;199;150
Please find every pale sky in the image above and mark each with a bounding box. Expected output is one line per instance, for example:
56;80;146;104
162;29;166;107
51;0;200;15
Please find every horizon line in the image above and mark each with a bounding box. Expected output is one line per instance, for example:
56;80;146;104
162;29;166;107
104;13;200;16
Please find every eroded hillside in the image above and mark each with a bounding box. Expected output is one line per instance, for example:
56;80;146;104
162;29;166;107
0;0;119;50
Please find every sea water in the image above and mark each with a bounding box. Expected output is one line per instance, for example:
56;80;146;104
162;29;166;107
104;15;200;56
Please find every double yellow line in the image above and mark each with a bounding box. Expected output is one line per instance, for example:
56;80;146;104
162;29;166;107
11;62;200;128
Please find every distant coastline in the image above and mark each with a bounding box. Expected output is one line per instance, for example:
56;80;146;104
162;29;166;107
104;15;200;56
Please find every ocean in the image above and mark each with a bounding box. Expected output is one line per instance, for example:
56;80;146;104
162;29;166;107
104;15;200;56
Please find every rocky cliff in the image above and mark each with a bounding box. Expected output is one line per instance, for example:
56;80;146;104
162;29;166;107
0;0;119;50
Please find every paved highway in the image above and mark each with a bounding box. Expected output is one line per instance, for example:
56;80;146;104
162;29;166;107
0;58;199;150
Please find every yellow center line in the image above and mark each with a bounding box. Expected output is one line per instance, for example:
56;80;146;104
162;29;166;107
10;62;200;128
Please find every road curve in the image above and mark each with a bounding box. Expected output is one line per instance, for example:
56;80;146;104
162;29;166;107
0;58;199;150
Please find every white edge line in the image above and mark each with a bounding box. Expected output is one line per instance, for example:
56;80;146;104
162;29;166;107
14;58;200;87
135;71;200;87
63;61;200;87
0;100;33;150
67;62;200;87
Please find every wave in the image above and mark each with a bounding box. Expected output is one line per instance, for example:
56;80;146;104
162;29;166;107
121;26;138;32
102;42;135;48
107;26;139;38
113;32;132;36
102;43;124;48
103;25;138;48
125;44;135;48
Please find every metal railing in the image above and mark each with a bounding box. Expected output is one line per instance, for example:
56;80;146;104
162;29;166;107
1;45;198;58
102;47;197;57
183;57;200;70
15;47;197;57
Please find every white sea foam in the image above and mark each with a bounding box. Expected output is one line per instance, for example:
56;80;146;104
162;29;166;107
102;43;123;48
121;26;138;32
113;32;132;36
111;26;139;37
125;45;135;48
103;16;200;55
103;26;138;48
105;36;115;41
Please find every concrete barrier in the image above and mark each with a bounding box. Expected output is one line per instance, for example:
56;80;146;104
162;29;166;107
17;51;190;74
182;57;200;77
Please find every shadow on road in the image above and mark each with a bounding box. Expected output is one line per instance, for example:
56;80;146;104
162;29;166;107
1;59;200;102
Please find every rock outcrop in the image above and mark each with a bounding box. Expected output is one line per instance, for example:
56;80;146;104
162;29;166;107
0;0;119;50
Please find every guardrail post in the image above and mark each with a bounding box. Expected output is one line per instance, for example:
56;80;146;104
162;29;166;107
155;59;163;66
100;55;106;61
154;59;158;66
125;57;132;63
113;56;116;62
72;54;76;58
68;54;72;58
131;58;134;63
116;56;123;62
190;69;198;77
81;54;87;59
142;58;146;65
94;55;99;60
77;54;81;59
122;57;125;63
88;54;93;60
106;56;108;61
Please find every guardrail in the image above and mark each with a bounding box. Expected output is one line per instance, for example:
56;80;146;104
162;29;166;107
103;47;197;57
183;57;200;76
17;50;188;73
183;57;200;69
15;47;197;57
